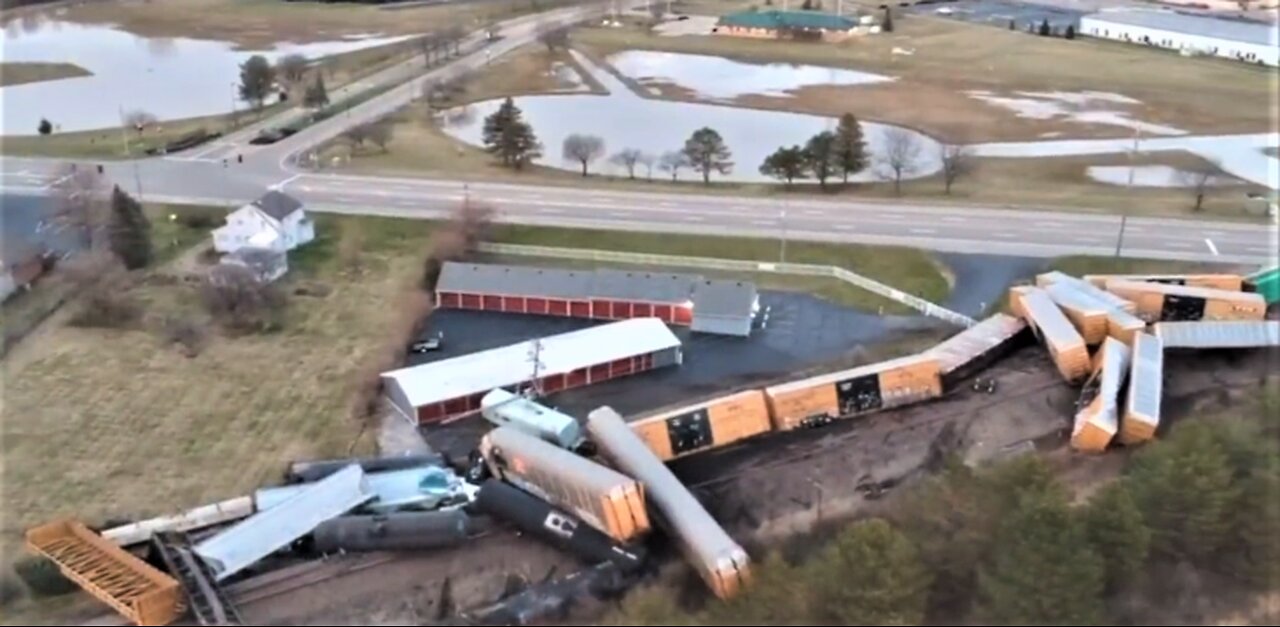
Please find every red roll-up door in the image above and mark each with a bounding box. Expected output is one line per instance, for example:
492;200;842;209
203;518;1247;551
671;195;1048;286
674;305;693;325
443;397;469;417
417;403;445;424
571;301;592;318
482;295;502;310
591;299;612;319
588;363;610;383
461;294;482;309
610;358;633;377
567;369;588;388
654;305;672;322
527;298;549;315
438;292;461;308
549;299;569;316
502;296;523;313
611;301;631;319
540;374;566;393
633;303;652;318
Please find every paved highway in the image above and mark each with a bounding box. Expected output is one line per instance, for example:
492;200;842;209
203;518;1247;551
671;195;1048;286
1;3;1276;267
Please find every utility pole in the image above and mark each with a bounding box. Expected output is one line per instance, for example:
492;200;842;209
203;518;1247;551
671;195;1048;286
117;105;130;155
526;337;545;395
1114;214;1127;258
133;161;143;201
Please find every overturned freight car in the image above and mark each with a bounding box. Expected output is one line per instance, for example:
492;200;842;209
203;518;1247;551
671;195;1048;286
480;387;584;451
630;390;774;462
1152;320;1280;349
1036;271;1137;313
1044;282;1112;346
1103;279;1267;323
480;426;650;543
1119;332;1163;446
1010;286;1092;383
925;313;1030;390
763;354;943;431
311;511;485;554
587;406;750;600
1072;338;1132;453
1085;273;1246;292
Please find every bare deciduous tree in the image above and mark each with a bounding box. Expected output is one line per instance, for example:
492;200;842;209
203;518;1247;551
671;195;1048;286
538;21;571;52
49;163;110;249
610;148;645;179
123;110;158;136
1177;161;1221;212
940;144;972;195
423;200;495;290
343;124;371;149
639;152;655;180
879;128;923;196
563;134;606;177
659;151;687;182
64;252;140;329
201;265;287;334
276;53;309;86
367;120;394;153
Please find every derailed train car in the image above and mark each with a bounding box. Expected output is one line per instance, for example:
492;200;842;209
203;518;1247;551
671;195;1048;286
629;390;773;462
925;313;1030;389
311;511;485;553
1104;279;1267;322
1010;286;1092;383
1119;332;1163;446
479;427;650;543
763;354;942;431
1071;338;1132;452
1085;273;1246;292
1036;272;1137;313
587;406;751;600
1044;282;1112;346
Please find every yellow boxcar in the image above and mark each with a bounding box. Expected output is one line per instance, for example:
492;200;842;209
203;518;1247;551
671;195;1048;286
1071;338;1132;453
630;390;773;462
1012;286;1092;383
1085;274;1245;292
764;354;942;431
480;426;650;543
1104;279;1267;322
1119;332;1163;446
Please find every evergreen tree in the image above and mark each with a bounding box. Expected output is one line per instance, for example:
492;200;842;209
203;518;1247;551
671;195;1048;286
882;7;894;32
1231;460;1280;588
1082;481;1151;593
803;131;837;190
976;491;1106;625
834;113;869;183
1008;19;1015;30
1038;19;1051;36
108;186;152;270
1126;421;1237;565
304;74;329;109
808;519;932;626
238;54;275;110
759;145;808;188
1065;24;1076;39
682;127;733;184
896;459;992;612
482;98;542;169
38;117;53;135
701;552;812;625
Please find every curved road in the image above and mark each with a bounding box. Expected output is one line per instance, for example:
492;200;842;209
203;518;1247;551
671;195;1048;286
1;4;1276;267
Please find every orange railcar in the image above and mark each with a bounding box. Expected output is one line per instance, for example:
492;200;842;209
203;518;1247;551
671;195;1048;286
763;354;942;431
630;390;773;461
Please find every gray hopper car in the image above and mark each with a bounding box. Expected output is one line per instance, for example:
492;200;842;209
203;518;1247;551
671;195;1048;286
475;480;646;572
285;454;446;484
586;406;750;600
311;511;485;553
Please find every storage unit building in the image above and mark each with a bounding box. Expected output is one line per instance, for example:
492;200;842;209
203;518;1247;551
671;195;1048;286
1072;338;1132;453
1010;286;1092;383
764;354;942;431
382;318;683;423
1104;279;1268;322
925;313;1029;389
630;390;774;461
1120;332;1164;446
1079;9;1279;67
434;262;759;337
480;426;651;543
1153;320;1280;349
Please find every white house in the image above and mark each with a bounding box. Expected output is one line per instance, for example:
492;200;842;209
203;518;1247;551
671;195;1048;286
1080;9;1279;67
213;191;315;255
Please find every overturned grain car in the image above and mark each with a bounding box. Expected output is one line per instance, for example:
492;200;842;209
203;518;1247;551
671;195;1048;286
1072;337;1132;453
480;426;650;543
587;406;751;600
1120;332;1164;446
925;313;1030;389
1104;279;1267;322
1010;286;1092;383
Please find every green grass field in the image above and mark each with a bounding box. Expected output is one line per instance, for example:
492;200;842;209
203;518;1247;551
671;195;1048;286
0;62;90;87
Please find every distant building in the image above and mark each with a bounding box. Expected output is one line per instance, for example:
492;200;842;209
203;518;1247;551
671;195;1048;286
1080;9;1279;66
212;190;315;255
714;10;862;42
220;247;288;283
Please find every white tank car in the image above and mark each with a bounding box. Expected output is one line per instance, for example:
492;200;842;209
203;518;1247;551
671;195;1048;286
480;388;584;450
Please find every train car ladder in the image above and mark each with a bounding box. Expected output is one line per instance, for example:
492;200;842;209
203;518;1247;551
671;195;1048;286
25;519;183;626
151;532;243;626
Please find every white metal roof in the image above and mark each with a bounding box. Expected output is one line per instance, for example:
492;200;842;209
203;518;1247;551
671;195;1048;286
1153;320;1280;348
383;318;682;407
1126;332;1163;425
1083;9;1277;46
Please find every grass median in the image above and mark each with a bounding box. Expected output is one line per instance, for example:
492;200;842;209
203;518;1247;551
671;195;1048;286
0;62;91;88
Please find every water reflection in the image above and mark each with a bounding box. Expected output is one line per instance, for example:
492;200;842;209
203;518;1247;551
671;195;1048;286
0;20;414;135
606;49;894;102
439;51;942;184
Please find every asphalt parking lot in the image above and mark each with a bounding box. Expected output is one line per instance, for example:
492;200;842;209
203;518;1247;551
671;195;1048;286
911;0;1085;30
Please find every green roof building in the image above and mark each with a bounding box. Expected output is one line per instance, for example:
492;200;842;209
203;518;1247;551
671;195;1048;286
716;10;861;40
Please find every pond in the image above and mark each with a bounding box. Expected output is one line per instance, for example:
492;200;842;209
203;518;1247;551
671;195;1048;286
0;19;413;135
605;49;894;102
439;51;942;184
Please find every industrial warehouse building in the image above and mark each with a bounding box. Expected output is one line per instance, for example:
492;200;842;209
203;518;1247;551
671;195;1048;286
382;318;684;423
713;9;864;42
1080;9;1278;66
435;262;761;337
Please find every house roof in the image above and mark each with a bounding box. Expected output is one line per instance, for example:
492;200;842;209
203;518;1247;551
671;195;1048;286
1082;9;1277;46
718;9;858;31
382;318;682;407
251;190;304;221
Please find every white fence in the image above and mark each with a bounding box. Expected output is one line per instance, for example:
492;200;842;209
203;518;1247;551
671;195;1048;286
475;242;977;327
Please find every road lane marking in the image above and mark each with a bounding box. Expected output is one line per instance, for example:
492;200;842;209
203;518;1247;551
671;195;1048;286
1166;241;1193;249
590;197;616;205
684;216;704;222
336;196;359;203
805;210;825;217
910;228;937;235
835;224;853;230
1205;238;1219;256
752;220;778;226
660;201;676;207
940;216;966;223
1074;236;1104;244
609;211;631;217
273;173;301;190
993;232;1016;238
1039;222;1065;228
538;207;564;214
